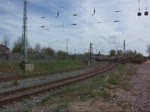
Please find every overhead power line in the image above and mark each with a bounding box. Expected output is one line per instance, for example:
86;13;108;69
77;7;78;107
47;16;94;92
49;0;92;24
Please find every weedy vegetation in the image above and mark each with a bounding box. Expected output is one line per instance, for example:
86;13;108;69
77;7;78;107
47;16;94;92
35;64;136;111
0;60;86;76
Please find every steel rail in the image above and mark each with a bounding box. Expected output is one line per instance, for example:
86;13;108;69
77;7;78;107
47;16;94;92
0;63;109;82
0;64;115;106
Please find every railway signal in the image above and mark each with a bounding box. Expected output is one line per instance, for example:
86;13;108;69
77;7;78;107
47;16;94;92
137;0;149;16
145;0;148;16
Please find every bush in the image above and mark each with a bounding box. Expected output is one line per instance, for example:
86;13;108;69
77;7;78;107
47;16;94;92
132;53;144;64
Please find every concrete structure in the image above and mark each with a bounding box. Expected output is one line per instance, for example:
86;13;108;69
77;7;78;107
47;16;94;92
25;64;34;71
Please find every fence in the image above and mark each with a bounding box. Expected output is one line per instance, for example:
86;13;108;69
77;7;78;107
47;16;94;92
0;52;90;63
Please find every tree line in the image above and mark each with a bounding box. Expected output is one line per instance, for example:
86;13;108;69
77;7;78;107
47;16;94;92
2;36;69;60
1;36;150;58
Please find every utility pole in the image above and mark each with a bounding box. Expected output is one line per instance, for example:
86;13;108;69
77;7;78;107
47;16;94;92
66;39;68;54
90;42;93;66
123;40;126;63
123;40;125;54
22;0;28;64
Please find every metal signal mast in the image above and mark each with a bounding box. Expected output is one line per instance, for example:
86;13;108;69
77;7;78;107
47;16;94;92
22;0;28;63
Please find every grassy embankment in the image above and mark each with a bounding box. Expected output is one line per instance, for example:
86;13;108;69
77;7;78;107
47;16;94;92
28;64;136;112
0;60;87;76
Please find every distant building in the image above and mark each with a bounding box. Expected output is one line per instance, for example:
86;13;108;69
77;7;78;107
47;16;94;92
0;44;10;53
0;44;10;59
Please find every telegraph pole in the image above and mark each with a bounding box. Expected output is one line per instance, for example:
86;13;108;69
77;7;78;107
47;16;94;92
22;0;28;64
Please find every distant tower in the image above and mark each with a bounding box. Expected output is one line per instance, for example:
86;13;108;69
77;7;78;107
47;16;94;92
22;0;28;63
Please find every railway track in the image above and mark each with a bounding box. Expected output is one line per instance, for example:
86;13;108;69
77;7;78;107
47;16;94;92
0;63;115;107
0;63;109;83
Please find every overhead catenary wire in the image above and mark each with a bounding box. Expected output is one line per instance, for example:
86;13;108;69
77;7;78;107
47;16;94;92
49;0;92;24
56;7;59;18
91;8;95;16
0;0;125;29
91;0;96;16
0;0;145;33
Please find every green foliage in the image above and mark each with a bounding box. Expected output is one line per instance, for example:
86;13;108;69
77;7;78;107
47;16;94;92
23;109;32;112
110;49;116;56
41;47;55;56
126;50;136;58
34;43;41;53
84;52;93;56
12;37;23;53
0;62;21;76
132;53;144;63
37;64;135;111
91;89;111;98
13;80;19;86
134;53;144;60
33;60;85;73
107;72;121;85
40;96;52;104
52;101;70;112
57;50;68;60
107;65;125;85
28;48;36;60
0;60;86;76
12;36;29;53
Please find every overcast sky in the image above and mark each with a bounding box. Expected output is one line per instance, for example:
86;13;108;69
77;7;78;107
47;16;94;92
0;0;150;55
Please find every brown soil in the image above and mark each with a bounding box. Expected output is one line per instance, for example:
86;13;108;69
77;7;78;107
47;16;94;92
116;60;150;112
69;99;122;112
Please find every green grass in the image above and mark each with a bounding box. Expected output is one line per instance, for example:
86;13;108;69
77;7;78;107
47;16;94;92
33;60;86;73
12;80;19;86
107;65;126;85
0;62;21;76
52;101;70;112
0;60;86;76
40;96;52;104
120;65;136;91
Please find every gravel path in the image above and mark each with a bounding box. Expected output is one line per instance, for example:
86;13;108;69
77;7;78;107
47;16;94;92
130;60;150;111
117;60;150;111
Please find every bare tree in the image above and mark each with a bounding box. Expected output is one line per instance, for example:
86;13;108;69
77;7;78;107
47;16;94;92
34;43;41;53
1;36;10;47
146;44;150;57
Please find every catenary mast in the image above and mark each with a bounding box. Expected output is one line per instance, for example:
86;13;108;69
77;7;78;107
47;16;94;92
22;0;28;63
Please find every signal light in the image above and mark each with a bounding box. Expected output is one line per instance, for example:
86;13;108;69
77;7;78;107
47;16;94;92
145;11;148;16
137;12;142;16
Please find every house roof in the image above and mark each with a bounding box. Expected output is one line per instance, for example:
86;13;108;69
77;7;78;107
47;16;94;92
0;44;10;51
